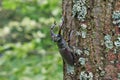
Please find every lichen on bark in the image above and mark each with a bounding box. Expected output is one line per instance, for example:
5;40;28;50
72;0;87;21
62;0;120;80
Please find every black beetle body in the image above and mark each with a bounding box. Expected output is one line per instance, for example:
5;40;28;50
50;20;74;66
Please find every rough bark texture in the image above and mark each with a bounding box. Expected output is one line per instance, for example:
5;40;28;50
62;0;120;80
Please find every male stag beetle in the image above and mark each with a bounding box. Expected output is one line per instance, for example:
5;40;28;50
50;19;74;66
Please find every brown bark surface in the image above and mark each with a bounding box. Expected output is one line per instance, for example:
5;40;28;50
62;0;120;80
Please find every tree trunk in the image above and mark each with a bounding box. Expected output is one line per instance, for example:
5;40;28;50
62;0;120;80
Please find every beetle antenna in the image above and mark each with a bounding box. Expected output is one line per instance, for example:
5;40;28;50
50;21;56;37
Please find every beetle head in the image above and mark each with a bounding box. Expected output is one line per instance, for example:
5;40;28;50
50;21;62;42
51;34;62;42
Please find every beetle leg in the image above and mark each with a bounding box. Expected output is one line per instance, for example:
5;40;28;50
58;18;64;35
67;29;72;46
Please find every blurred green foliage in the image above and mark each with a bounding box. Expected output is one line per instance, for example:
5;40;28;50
0;0;63;80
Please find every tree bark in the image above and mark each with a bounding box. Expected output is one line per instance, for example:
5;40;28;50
62;0;120;80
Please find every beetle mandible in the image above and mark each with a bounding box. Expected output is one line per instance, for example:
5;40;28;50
50;19;74;66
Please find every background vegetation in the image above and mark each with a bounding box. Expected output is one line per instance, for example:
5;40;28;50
0;0;63;80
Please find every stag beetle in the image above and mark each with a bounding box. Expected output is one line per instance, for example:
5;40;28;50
50;19;74;66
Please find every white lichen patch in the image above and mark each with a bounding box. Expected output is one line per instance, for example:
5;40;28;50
118;73;120;79
104;34;111;41
81;23;87;29
104;34;113;49
105;41;113;49
112;11;120;27
100;70;106;77
83;49;90;56
80;71;93;80
81;31;87;38
75;23;88;38
81;23;87;38
66;64;74;74
76;49;83;55
114;40;120;47
114;35;120;47
118;35;120;41
114;48;117;54
79;57;86;65
72;0;87;21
